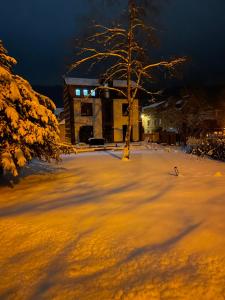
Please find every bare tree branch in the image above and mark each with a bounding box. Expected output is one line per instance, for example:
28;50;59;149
143;57;186;71
69;0;186;160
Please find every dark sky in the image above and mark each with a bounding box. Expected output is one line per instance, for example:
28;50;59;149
1;0;225;86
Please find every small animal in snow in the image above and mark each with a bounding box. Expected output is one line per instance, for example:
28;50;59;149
174;166;179;176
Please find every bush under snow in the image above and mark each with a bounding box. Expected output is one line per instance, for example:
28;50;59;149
187;136;225;161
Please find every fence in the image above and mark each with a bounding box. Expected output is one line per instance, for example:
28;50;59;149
144;132;177;145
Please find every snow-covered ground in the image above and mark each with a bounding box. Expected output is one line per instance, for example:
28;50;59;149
0;148;225;299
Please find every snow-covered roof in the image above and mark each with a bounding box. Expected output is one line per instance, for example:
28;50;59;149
64;77;137;88
64;77;99;86
59;119;65;125
176;99;183;105
143;101;166;110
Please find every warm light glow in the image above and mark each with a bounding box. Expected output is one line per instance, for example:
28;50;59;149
1;151;225;299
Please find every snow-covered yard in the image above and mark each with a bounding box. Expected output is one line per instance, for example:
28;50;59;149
0;148;225;299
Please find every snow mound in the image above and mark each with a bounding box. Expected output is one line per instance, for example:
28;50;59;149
214;171;223;177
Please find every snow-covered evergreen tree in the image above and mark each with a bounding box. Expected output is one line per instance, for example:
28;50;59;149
0;40;60;176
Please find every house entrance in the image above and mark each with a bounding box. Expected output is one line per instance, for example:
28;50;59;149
103;125;113;143
79;126;93;143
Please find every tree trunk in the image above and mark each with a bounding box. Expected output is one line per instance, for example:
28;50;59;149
122;0;132;161
123;105;132;160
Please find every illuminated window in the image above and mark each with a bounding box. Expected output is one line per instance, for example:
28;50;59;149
91;89;96;97
75;89;81;97
83;89;88;97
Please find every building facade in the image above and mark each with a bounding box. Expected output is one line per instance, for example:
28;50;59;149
142;92;225;138
64;77;140;144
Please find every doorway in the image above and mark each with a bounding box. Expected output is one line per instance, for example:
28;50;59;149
79;126;93;143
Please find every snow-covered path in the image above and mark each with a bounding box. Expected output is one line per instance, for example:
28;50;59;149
0;149;225;299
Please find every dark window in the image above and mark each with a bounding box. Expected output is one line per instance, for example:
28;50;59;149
81;102;93;116
122;103;129;116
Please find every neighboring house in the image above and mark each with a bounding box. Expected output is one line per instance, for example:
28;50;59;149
63;77;140;144
55;108;64;122
141;101;165;134
55;108;65;142
58;119;66;143
142;87;225;138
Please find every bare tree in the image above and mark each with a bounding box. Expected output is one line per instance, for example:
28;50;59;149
69;0;185;160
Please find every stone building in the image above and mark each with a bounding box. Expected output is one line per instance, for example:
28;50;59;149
63;77;140;144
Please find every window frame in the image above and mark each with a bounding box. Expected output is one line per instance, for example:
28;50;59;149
75;88;81;97
122;103;129;116
83;89;89;97
80;102;93;117
90;89;96;97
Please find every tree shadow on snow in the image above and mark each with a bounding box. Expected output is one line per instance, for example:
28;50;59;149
27;223;201;299
29;228;98;299
0;180;139;218
104;150;122;160
92;182;174;218
118;222;200;266
0;160;66;188
19;160;67;183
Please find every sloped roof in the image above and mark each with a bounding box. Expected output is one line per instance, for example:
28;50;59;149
64;77;99;86
64;77;137;88
59;119;65;125
143;101;166;110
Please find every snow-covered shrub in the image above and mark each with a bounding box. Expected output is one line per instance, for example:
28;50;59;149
186;136;202;153
187;136;225;161
58;143;77;155
186;136;204;147
0;41;60;176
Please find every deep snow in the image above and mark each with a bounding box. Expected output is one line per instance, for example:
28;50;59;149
0;148;225;299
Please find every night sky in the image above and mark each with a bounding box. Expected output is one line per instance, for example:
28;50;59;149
1;0;225;86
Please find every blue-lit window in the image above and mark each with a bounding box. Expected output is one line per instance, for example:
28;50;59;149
75;89;81;97
91;89;96;97
83;89;88;97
